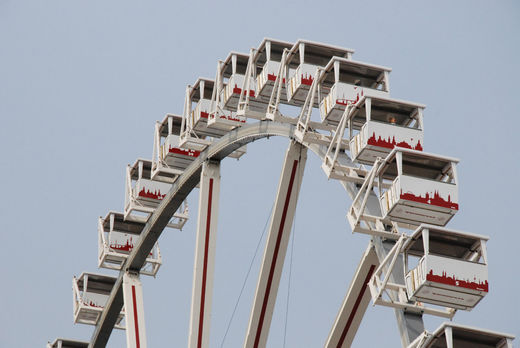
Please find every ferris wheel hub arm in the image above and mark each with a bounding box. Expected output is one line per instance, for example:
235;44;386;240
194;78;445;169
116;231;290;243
325;243;379;348
244;141;307;348
188;161;221;348
123;272;147;348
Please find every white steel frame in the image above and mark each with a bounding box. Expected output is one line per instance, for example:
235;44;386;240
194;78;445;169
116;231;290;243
122;272;148;348
84;120;511;348
244;141;307;348
324;244;380;348
188;160;221;348
54;38;515;348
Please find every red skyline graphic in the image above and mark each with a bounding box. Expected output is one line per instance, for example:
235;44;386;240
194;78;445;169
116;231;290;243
207;110;246;124
110;237;153;256
267;73;286;83
138;187;166;201
110;238;133;252
400;190;459;210
232;84;256;97
301;73;313;86
168;146;200;158
367;132;423;151
218;113;246;123
426;270;488;292
336;89;363;106
199;111;209;119
83;298;126;313
87;300;103;308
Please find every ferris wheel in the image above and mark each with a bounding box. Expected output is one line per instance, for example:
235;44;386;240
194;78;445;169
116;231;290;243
48;38;515;348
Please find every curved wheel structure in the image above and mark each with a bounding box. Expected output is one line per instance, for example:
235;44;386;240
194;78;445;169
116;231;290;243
89;120;420;347
53;39;515;348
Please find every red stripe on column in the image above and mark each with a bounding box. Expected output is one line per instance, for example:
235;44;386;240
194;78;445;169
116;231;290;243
336;265;376;348
198;178;214;348
254;160;299;348
131;285;141;348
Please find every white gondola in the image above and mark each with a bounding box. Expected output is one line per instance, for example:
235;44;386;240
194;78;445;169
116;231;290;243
180;79;246;159
207;53;249;131
98;211;162;276
47;338;89;348
254;38;294;104
72;272;125;329
403;225;489;310
378;148;459;227
286;40;354;106
408;322;514;348
345;96;425;165
180;79;220;152
152;113;200;183
125;158;189;229
189;78;230;138
319;57;391;125
218;52;256;111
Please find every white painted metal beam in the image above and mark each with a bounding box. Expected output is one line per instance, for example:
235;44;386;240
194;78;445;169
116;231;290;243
188;160;221;348
324;244;379;348
244;141;307;348
122;272;147;348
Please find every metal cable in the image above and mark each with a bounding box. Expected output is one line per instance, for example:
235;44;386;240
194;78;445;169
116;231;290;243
219;203;274;348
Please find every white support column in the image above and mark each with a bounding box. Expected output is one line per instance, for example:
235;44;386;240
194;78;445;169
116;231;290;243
244;141;307;348
188;160;221;348
324;244;379;348
123;272;147;348
444;326;453;348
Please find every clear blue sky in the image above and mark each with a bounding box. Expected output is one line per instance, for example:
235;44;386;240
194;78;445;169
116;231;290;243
1;1;519;347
